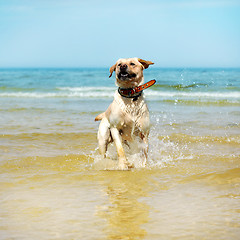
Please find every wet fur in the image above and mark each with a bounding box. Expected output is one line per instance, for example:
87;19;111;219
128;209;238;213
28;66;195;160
95;58;154;170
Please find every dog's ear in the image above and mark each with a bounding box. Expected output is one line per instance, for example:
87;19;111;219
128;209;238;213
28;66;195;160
109;63;117;78
138;58;154;69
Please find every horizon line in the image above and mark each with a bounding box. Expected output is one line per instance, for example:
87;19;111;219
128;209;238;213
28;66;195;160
0;66;240;69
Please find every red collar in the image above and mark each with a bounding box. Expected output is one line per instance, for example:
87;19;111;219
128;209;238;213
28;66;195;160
118;79;156;100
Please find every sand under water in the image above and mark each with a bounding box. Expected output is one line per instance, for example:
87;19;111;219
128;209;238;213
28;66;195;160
0;68;240;239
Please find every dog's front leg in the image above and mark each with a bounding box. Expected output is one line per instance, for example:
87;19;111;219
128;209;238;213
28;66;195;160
110;127;131;170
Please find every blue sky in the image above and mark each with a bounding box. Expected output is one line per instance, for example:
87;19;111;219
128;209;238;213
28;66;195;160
0;0;240;68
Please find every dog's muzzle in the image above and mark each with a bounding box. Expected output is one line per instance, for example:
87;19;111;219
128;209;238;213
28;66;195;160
118;71;137;80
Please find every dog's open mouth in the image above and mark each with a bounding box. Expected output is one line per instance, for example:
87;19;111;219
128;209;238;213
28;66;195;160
118;72;137;80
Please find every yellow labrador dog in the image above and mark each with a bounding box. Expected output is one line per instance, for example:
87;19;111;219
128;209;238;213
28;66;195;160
95;58;154;170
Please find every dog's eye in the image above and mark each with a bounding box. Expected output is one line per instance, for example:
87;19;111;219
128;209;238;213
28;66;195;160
130;62;135;66
118;63;121;67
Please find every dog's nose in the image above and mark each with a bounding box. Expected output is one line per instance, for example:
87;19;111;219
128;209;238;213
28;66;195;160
120;64;127;71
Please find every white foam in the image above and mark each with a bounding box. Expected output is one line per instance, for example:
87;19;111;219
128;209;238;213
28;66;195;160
57;87;115;92
145;90;240;99
0;88;115;98
91;130;190;170
0;87;239;100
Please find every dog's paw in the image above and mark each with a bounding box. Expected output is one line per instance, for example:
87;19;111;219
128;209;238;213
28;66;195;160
118;161;134;170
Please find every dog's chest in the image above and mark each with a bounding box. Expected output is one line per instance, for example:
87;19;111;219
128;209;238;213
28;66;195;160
114;92;148;128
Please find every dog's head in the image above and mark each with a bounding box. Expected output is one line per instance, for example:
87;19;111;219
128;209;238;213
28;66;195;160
109;58;154;88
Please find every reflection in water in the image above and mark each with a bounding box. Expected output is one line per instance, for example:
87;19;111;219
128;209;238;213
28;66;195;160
97;171;151;240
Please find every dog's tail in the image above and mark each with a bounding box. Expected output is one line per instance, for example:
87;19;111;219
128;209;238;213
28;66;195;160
95;112;105;121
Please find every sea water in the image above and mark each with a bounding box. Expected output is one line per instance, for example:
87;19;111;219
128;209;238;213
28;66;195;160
0;68;240;239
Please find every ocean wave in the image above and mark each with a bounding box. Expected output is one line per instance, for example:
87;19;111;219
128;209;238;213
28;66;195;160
158;133;240;145
57;87;116;92
153;83;209;90
0;90;115;98
146;90;240;99
0;87;240;101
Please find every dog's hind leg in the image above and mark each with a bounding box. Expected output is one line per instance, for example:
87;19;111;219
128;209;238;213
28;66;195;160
97;118;111;158
139;132;149;166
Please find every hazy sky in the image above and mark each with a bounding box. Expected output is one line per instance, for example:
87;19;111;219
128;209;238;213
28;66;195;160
0;0;240;68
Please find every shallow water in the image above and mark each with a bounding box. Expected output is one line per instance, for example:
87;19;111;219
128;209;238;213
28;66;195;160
0;68;240;239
